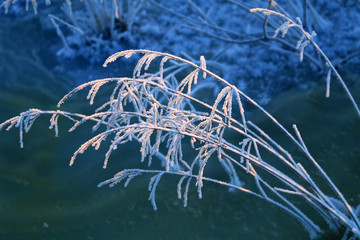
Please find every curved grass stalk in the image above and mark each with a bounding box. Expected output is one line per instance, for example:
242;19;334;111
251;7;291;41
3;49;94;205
2;49;360;239
250;8;360;118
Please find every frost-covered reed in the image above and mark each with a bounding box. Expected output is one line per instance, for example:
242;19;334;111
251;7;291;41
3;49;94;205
48;0;144;60
249;7;360;117
153;0;327;68
1;0;144;61
1;1;360;239
1;49;359;239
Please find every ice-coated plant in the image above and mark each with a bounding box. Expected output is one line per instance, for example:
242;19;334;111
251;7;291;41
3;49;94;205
248;7;360;116
48;0;145;60
1;49;360;239
0;0;49;14
139;0;360;105
153;0;327;68
1;1;360;239
1;0;145;62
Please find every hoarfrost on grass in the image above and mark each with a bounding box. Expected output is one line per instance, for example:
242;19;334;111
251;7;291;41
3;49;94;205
1;49;360;239
3;0;359;103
